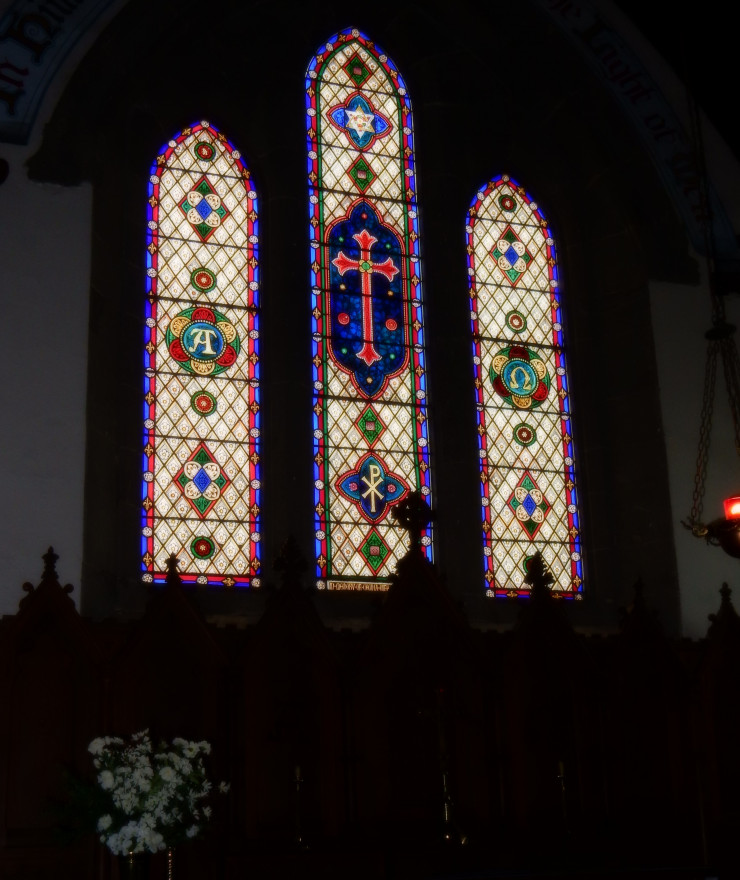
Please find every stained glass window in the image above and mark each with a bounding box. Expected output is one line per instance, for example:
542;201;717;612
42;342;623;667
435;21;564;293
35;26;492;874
467;175;583;597
142;121;260;588
307;28;432;591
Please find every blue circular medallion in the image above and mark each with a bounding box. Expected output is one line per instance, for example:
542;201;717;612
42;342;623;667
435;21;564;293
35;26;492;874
182;322;225;361
501;359;538;396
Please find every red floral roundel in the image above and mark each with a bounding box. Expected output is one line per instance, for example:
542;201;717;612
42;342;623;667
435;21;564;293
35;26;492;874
166;306;240;376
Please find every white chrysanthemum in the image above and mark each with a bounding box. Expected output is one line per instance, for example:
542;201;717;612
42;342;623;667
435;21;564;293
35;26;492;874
160;766;175;782
88;737;106;755
97;814;112;831
99;770;115;790
145;829;165;852
186;825;199;838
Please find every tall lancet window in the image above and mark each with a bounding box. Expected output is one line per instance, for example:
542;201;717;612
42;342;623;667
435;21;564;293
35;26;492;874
142;121;261;588
467;175;583;597
307;28;432;592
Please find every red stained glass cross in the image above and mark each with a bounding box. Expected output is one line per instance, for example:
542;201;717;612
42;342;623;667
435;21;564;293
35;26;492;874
332;228;399;367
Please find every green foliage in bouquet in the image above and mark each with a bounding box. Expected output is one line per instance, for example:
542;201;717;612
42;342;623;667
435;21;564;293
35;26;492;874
86;730;229;855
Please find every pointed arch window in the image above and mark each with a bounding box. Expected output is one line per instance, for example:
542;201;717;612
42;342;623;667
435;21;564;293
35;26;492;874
307;29;432;591
142;121;261;587
467;175;583;597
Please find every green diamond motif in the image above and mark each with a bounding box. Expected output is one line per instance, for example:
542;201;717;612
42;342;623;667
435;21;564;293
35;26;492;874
348;156;375;193
193;447;212;466
344;52;371;86
173;442;230;519
356;405;386;446
360;530;389;573
193;180;212;196
521;475;535;493
491;226;533;285
179;175;230;242
507;472;550;539
193;496;211;515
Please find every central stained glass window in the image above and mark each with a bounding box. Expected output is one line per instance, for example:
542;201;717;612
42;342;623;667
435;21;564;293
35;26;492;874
307;28;432;591
142;121;260;588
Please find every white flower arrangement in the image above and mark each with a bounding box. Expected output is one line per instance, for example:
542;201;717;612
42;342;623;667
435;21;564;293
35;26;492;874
88;730;229;855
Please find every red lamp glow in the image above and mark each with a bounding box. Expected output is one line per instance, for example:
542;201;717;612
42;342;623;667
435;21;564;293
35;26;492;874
723;496;740;520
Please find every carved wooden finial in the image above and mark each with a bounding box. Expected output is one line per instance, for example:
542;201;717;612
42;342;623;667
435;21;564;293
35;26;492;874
274;536;307;589
707;582;740;639
392;491;434;551
165;553;182;588
514;551;574;635
523;551;554;601
42;546;59;582
22;546;73;598
719;582;732;606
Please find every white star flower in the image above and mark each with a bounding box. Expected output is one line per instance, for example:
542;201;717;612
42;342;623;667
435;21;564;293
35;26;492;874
345;107;375;136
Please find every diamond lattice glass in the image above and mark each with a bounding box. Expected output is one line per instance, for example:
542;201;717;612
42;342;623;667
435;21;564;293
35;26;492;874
142;122;260;588
307;29;432;591
467;176;583;598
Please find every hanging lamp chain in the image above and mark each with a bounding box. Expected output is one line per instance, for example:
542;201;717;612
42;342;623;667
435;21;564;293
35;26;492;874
689;340;718;532
683;84;740;536
720;335;740;453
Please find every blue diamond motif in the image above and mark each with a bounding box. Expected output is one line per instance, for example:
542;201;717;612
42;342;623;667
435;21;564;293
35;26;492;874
504;245;519;265
196;199;213;220
522;493;537;516
192;468;212;493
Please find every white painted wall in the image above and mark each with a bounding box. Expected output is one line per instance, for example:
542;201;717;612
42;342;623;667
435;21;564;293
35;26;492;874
0;143;91;614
